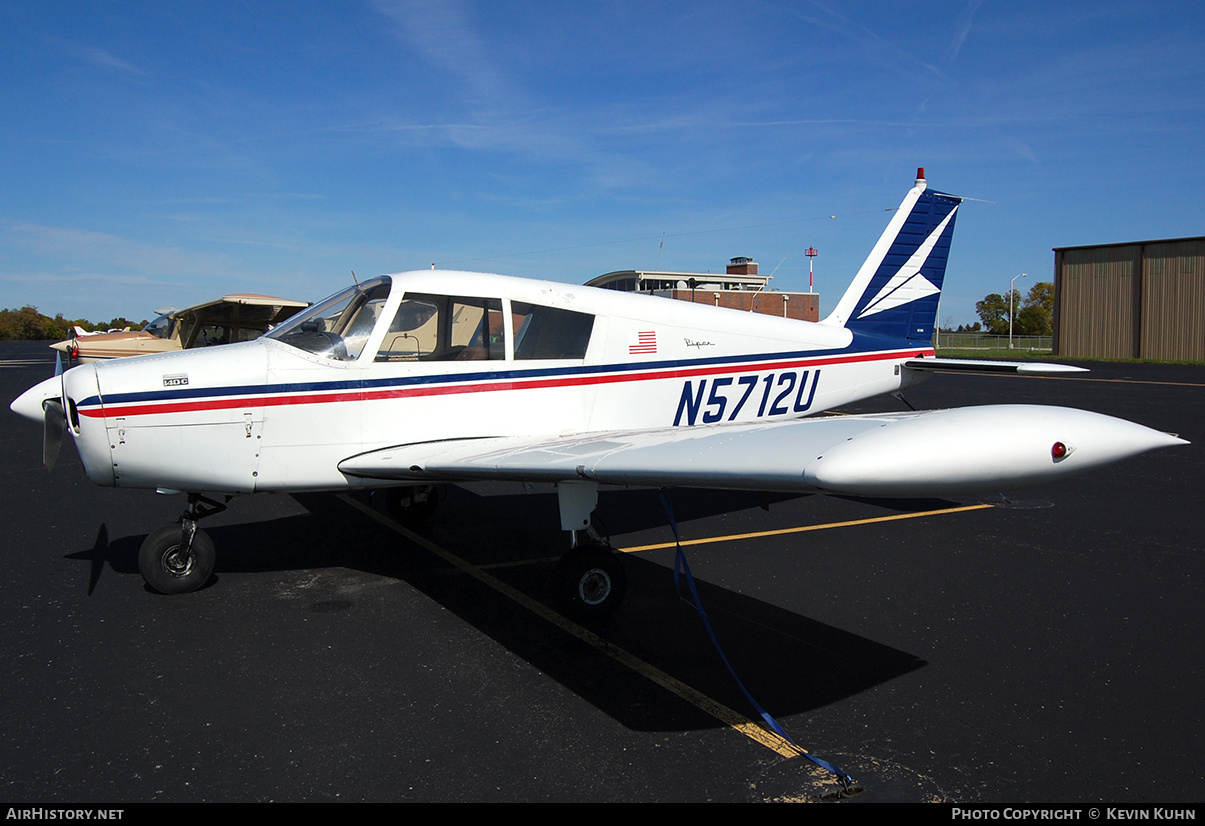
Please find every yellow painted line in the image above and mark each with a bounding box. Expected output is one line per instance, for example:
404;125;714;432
338;494;999;768
337;493;807;759
618;503;995;553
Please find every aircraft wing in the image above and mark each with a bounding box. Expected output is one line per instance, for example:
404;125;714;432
337;405;1185;499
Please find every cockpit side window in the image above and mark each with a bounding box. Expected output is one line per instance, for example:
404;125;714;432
376;293;504;362
511;302;594;359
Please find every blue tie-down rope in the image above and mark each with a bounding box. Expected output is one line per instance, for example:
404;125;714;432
658;488;857;793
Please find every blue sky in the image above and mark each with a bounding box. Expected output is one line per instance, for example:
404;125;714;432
2;1;1202;326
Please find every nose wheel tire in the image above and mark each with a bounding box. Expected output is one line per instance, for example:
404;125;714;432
554;545;627;622
138;524;216;595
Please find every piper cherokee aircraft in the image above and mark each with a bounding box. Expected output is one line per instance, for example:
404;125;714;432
11;169;1186;619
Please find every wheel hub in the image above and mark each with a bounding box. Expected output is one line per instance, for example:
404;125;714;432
578;568;612;605
161;546;193;578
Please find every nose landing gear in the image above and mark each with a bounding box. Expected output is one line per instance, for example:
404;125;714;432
138;494;227;594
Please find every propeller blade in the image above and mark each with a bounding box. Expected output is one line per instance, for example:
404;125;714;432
43;399;66;471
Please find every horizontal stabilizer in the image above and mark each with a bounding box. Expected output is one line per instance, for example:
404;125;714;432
903;358;1088;376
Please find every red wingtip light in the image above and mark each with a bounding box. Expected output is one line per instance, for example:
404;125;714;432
1051;441;1068;460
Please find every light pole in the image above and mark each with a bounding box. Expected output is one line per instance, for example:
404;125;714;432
1009;273;1027;349
805;246;818;294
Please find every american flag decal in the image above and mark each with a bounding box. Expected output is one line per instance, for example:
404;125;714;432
628;331;657;355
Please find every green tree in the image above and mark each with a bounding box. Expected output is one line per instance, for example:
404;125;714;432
975;290;1020;335
0;307;107;340
0;306;64;340
975;282;1054;336
1015;282;1053;335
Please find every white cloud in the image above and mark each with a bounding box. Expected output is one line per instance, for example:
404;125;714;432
79;45;145;76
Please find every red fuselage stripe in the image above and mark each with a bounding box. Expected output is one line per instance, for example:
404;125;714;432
82;347;933;419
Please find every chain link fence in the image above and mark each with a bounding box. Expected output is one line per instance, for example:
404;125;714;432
934;333;1053;352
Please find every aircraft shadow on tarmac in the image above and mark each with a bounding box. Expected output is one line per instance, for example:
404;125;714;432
70;483;934;734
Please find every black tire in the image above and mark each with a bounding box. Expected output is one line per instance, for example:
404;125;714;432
384;485;439;527
138;524;216;595
554;545;627;622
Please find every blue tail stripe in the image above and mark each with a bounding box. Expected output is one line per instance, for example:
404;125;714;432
845;189;961;342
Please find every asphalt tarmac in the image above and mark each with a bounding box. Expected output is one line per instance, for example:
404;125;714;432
1;341;1201;803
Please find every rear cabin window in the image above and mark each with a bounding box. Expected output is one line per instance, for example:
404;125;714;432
512;302;594;359
376;294;504;362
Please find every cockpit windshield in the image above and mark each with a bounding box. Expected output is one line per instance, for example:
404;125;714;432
143;313;177;340
265;276;391;360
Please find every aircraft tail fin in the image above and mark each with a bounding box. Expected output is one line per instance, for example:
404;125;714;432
822;169;962;343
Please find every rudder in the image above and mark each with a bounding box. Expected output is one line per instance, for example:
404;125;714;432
823;169;962;343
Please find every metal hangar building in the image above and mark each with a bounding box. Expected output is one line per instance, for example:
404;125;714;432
1053;236;1205;361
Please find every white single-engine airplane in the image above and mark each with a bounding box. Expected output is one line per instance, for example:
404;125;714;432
11;170;1186;619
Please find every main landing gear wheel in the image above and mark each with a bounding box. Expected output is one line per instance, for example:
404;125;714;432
138;524;216;595
554;545;627;622
384;485;440;527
